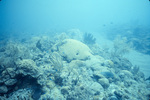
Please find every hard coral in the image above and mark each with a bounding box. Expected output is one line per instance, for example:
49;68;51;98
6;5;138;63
58;39;93;62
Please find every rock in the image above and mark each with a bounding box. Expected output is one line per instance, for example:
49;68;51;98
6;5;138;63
1;71;10;82
89;82;104;95
100;71;114;79
54;75;63;86
85;55;105;69
50;87;64;100
0;85;8;93
6;68;16;78
98;78;110;89
108;96;118;100
7;88;32;100
69;60;85;68
5;79;17;86
0;57;14;68
93;72;104;81
46;81;56;89
61;88;69;95
104;60;114;67
114;90;123;99
0;96;6;100
124;80;137;87
15;59;40;78
119;70;133;79
131;66;139;74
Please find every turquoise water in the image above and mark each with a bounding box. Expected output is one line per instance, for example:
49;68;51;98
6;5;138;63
0;0;150;100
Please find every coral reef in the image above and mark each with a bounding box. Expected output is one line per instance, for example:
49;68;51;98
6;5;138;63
0;32;149;100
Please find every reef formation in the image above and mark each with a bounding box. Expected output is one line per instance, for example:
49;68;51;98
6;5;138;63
0;30;149;100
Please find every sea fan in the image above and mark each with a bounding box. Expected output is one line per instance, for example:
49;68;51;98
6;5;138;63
83;33;96;45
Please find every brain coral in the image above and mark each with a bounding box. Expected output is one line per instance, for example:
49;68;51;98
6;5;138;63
58;39;92;61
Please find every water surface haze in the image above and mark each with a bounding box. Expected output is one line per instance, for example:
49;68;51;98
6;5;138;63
0;0;150;34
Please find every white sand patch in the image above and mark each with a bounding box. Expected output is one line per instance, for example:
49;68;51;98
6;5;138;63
125;50;150;78
94;32;150;78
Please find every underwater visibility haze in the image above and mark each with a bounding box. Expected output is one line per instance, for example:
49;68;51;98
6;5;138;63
0;0;150;33
0;0;150;100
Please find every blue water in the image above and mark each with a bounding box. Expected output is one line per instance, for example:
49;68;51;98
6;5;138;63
0;0;150;34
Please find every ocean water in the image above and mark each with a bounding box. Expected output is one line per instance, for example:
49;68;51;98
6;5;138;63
0;0;150;100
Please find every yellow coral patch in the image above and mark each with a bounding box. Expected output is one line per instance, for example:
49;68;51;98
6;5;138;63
59;39;92;61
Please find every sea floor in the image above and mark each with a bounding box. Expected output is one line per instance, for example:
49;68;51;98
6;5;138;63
125;50;150;78
95;32;150;79
0;30;150;100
